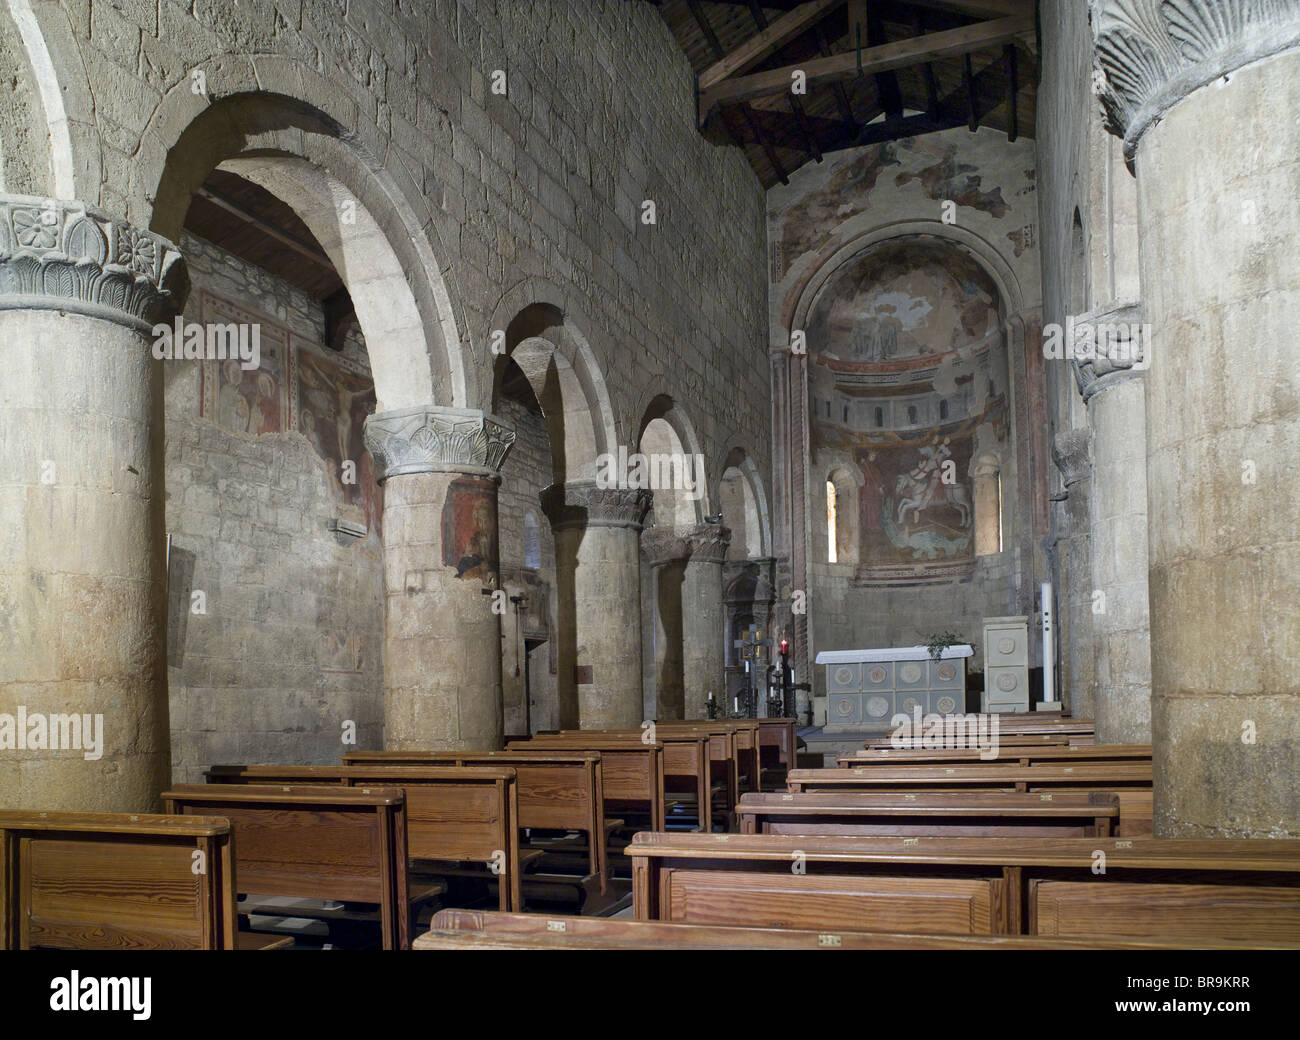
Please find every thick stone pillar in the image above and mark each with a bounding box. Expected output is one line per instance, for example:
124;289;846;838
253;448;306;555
1052;429;1095;719
643;528;689;720
364;406;515;750
1094;1;1300;835
0;196;188;811
1075;304;1152;743
682;525;730;719
542;483;651;729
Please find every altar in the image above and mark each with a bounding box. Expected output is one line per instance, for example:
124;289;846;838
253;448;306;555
815;645;973;733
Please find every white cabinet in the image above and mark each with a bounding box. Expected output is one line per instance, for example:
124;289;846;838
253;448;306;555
982;616;1029;713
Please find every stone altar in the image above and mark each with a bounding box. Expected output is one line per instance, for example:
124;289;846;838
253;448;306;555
816;645;973;733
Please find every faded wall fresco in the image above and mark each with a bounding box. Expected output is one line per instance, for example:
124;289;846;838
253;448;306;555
767;125;1044;702
198;289;383;537
806;241;1009;583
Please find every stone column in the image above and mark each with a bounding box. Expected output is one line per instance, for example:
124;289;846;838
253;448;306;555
364;406;515;750
0;195;188;811
1075;304;1152;744
642;528;689;720
541;483;652;729
1093;0;1300;835
682;525;730;718
1052;429;1095;719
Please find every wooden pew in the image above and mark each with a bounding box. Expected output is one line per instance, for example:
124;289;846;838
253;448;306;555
737;791;1119;838
541;729;715;831
342;750;610;894
863;734;1075;750
0;809;291;950
788;761;1153;836
628;832;1300;944
204;764;525;910
162;784;413;949
414;908;1291;950
757;717;798;788
837;744;1152;768
508;735;666;833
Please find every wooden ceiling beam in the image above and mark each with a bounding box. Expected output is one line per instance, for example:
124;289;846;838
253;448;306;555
743;1;822;164
687;0;790;184
195;185;334;271
698;12;1034;123
698;0;844;91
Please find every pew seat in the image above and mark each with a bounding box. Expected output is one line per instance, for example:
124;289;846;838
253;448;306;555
413;908;1291;950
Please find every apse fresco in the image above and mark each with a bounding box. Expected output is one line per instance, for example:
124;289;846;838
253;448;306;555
807;241;1008;584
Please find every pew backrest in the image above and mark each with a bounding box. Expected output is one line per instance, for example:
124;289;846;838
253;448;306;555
0;810;237;950
162;784;410;948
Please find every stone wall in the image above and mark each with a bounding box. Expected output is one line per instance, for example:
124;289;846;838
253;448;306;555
2;0;771;479
496;394;556;735
164;232;384;782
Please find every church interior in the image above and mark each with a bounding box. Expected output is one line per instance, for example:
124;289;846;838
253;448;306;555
1;0;1298;962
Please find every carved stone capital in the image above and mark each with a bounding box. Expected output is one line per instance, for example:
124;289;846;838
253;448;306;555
686;524;732;565
1091;0;1300;160
540;483;653;532
1069;300;1147;402
363;405;515;481
0;194;189;332
642;527;691;566
1053;428;1094;489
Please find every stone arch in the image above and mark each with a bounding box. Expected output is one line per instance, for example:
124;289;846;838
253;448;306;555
140;84;465;411
636;394;709;529
786;220;1025;335
0;0;95;198
488;281;618;486
824;462;862;566
717;444;772;560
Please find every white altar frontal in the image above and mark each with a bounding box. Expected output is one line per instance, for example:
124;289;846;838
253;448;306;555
816;645;973;732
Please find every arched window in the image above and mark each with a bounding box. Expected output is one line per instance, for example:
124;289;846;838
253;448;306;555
875;406;884;428
826;469;860;565
939;399;949;421
826;480;838;563
524;510;541;570
907;404;918;425
972;454;1002;556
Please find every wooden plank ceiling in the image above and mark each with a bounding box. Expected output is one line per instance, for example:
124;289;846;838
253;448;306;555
184;169;357;349
652;0;1039;187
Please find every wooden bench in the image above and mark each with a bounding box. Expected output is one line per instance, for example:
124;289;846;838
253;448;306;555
343;750;611;895
162;784;413;949
629;833;1300;944
413;908;1290;950
738;791;1119;838
0;809;291;950
205;764;525;911
837;744;1152;768
508;736;666;833
757;717;798;788
542;728;717;831
789;761;1153;836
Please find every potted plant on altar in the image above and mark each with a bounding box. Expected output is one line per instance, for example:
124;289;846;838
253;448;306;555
924;631;966;663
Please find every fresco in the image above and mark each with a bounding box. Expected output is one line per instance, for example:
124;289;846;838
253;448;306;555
198;291;288;435
442;476;499;584
806;241;1007;584
198;290;383;537
293;345;381;533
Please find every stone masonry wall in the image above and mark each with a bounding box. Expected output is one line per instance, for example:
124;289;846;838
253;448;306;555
164;232;384;782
